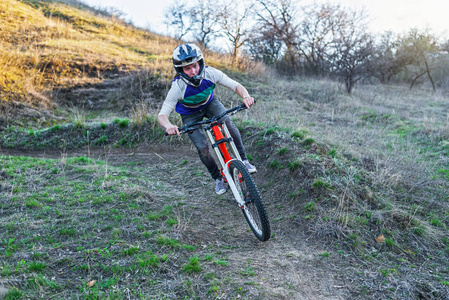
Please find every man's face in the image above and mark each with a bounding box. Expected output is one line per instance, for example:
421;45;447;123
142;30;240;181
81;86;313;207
182;62;200;78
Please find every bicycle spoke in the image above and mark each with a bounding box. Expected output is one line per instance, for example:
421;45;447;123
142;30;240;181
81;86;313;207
230;160;270;241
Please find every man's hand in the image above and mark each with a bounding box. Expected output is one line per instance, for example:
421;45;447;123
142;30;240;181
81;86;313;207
158;114;180;136
243;96;255;109
165;124;180;136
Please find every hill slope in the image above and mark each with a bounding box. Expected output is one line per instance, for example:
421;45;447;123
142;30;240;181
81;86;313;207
1;0;174;102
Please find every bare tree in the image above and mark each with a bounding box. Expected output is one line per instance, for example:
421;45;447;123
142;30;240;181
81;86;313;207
328;8;374;93
247;29;284;65
107;7;128;25
367;31;410;83
164;0;219;47
298;3;347;76
189;0;220;48
216;2;251;65
164;0;191;40
253;0;300;73
398;28;440;91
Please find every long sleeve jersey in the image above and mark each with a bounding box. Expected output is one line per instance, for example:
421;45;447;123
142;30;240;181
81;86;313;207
158;66;240;116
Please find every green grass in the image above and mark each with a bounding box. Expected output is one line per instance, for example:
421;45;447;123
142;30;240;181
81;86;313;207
277;147;289;155
148;206;173;220
3;81;449;298
0;154;219;298
268;159;283;169
182;256;202;274
28;261;47;272
288;159;302;172
304;202;315;212
302;137;315;146
4;288;23;299
312;179;330;190
239;267;255;276
214;259;229;266
291;129;307;139
320;252;330;258
327;148;337;158
137;251;162;268
122;246;140;256
114;118;130;128
156;235;179;248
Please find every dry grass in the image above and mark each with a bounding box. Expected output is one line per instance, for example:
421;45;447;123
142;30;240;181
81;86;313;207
0;0;257;111
1;0;168;105
223;72;449;250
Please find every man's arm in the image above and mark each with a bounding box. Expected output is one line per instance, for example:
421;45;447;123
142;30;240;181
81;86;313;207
158;114;180;136
235;84;255;109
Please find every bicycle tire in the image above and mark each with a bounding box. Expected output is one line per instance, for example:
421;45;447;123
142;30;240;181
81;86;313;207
229;160;271;241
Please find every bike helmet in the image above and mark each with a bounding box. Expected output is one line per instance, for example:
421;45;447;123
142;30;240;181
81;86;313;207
172;43;205;87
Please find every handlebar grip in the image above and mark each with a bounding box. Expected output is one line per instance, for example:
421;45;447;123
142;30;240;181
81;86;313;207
243;99;256;106
240;99;256;109
165;127;190;136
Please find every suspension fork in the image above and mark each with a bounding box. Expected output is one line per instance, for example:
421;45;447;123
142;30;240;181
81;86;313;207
205;125;245;207
221;123;242;161
211;124;232;162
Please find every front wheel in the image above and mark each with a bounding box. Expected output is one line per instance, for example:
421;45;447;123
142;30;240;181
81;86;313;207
229;160;271;241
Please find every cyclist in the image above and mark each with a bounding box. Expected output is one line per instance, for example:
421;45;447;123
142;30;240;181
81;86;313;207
158;43;257;195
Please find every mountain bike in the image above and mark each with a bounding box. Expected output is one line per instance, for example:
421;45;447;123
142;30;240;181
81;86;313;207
167;103;271;242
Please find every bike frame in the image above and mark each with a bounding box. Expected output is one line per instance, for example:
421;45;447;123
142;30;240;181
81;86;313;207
205;122;246;207
170;102;270;242
171;104;250;207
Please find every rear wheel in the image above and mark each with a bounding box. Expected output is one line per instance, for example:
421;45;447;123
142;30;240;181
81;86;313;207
229;160;270;241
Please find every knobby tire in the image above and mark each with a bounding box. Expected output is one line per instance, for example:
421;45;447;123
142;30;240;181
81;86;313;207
229;160;271;241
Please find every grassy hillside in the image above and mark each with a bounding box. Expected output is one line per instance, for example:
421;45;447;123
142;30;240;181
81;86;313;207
2;78;449;298
0;0;164;101
0;0;255;127
1;0;449;299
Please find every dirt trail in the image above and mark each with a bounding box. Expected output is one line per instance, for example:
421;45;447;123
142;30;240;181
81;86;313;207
2;145;355;299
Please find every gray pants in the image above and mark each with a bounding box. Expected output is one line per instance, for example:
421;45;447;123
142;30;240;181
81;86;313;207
181;98;247;180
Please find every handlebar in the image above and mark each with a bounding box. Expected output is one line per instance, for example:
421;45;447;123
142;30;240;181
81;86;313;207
164;101;253;136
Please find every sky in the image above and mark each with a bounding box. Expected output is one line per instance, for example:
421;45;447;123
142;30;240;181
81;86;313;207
81;0;449;37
